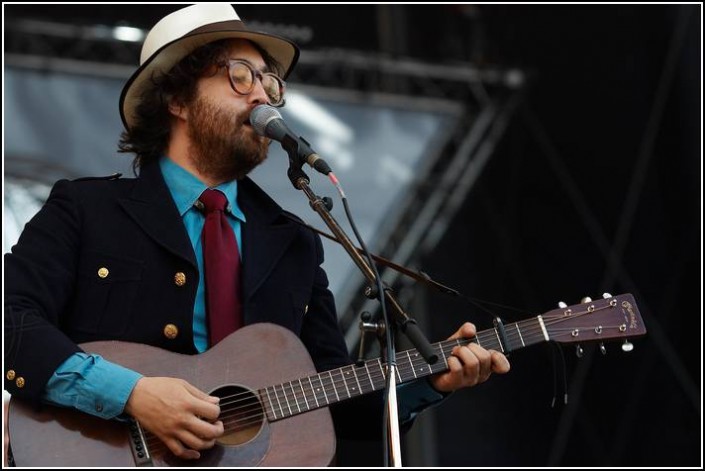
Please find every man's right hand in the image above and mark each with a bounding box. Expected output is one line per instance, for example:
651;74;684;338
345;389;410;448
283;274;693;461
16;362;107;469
124;377;224;459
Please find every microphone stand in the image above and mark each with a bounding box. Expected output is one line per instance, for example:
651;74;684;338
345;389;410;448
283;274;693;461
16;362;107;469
284;158;438;467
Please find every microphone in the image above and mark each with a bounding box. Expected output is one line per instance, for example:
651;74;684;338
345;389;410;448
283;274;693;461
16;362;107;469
250;104;332;175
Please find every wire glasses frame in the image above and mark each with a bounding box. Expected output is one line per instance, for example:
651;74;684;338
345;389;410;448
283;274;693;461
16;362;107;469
220;59;286;107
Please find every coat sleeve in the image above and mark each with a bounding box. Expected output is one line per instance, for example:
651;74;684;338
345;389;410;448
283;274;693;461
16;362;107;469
4;179;84;404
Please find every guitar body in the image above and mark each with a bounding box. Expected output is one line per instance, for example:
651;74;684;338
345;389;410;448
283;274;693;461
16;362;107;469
8;294;646;467
8;323;336;467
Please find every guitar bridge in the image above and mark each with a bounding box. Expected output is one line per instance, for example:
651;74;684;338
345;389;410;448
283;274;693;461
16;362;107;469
127;417;153;466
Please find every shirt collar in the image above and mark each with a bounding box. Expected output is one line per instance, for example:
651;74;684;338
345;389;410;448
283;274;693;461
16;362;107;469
159;157;246;222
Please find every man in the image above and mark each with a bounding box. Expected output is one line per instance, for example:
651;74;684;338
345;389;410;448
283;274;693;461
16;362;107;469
4;3;510;463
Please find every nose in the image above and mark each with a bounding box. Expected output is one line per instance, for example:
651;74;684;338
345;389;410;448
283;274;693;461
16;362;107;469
247;76;269;105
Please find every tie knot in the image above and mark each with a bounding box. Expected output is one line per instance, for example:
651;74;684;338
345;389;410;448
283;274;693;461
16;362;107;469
199;189;228;213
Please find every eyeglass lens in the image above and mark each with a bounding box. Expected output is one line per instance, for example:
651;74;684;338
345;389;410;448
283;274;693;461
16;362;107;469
229;61;283;105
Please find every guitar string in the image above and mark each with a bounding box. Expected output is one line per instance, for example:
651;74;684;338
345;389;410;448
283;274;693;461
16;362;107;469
221;309;614;424
211;306;616;414
140;305;620;452
159;306;617;433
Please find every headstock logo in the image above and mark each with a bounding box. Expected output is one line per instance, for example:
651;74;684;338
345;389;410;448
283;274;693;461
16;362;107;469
622;301;638;329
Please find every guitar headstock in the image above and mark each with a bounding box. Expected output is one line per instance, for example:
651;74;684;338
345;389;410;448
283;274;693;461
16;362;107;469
542;293;646;350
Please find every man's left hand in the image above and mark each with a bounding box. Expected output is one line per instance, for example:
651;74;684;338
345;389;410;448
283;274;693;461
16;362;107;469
429;322;511;393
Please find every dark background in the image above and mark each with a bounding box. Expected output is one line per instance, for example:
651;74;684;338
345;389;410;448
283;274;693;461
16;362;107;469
3;3;701;467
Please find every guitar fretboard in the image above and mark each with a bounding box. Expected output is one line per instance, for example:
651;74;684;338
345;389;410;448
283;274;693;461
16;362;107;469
258;316;549;421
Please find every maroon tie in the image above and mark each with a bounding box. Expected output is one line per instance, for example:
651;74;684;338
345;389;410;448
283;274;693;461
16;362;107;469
199;189;242;346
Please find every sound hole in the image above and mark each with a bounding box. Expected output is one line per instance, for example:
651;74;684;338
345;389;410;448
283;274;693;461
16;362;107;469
211;385;264;446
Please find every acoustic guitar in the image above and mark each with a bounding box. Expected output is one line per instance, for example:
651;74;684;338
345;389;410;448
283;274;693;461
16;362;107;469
8;293;645;466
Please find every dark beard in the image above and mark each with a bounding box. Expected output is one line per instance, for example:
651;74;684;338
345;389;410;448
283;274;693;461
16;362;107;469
186;95;269;182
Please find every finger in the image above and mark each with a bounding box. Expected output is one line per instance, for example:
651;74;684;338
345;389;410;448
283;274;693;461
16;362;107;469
181;383;220;421
190;400;221;422
177;428;218;452
433;354;465;392
165;437;200;460
187;418;225;441
490;350;511;374
448;322;476;341
447;353;464;375
452;345;480;382
466;344;492;382
183;381;220;404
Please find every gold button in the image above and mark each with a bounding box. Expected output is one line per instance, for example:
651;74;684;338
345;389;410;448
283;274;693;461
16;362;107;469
15;377;25;388
6;370;16;381
163;324;179;340
174;272;186;287
98;267;109;279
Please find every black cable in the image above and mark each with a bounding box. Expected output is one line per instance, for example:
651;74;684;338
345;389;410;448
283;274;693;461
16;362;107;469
341;196;395;467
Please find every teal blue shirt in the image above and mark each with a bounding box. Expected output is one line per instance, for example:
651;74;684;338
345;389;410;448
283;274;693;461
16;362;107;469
159;157;245;352
43;158;445;420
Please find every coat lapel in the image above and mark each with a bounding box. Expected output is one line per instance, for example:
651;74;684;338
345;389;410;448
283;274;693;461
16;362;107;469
239;177;298;301
118;163;197;268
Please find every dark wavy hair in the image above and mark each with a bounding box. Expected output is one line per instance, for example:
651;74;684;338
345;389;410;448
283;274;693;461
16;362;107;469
118;39;282;174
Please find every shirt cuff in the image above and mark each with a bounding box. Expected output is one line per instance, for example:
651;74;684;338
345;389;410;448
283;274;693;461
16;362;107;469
43;352;143;419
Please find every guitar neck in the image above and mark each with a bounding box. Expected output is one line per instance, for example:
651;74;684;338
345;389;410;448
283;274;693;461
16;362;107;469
258;316;546;422
258;293;645;422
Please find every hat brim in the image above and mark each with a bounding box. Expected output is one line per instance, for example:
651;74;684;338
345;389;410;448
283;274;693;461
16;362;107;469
119;20;299;130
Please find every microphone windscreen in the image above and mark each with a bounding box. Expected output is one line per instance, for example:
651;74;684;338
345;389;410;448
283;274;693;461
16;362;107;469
250;104;281;137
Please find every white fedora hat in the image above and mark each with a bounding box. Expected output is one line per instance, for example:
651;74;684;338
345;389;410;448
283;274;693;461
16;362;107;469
119;3;299;130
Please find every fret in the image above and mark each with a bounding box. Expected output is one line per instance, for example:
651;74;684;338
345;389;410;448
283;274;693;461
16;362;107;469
395;363;402;382
341;367;357;397
263;387;277;420
288;381;301;413
315;374;329;405
515;323;526;347
406;351;417;379
537;315;549;341
279;383;293;416
493;327;504;353
298;379;310;411
475;335;482;347
439;342;449;368
307;376;320;408
273;385;284;418
351;367;363;396
339;369;351;398
428;343;448;373
415;351;432;378
364;362;375;390
376;358;386;383
327;371;340;402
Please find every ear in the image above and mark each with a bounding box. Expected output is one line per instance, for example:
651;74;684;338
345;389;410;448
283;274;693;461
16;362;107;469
168;97;188;121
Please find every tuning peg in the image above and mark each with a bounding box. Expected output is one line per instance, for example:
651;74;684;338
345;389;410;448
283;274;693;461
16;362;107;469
599;342;607;355
575;345;584;358
581;296;592;303
558;301;568;308
602;292;613;299
622;340;634;352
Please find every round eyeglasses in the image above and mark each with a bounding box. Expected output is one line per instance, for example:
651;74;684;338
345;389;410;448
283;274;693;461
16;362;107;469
220;59;286;107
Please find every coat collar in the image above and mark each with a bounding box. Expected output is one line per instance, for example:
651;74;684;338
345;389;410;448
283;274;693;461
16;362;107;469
119;161;198;268
119;162;299;299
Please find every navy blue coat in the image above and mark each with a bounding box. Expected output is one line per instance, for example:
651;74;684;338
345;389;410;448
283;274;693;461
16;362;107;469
4;162;351;406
